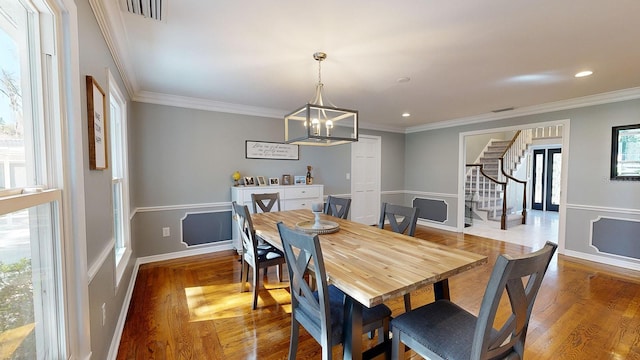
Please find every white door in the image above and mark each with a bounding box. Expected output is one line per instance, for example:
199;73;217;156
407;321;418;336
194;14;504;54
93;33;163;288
350;135;381;224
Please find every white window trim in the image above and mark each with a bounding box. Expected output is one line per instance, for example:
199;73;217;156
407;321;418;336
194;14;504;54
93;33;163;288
0;0;90;358
107;68;131;287
48;0;92;358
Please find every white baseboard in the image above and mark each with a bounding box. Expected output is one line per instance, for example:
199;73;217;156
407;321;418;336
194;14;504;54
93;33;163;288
417;219;458;232
563;249;640;271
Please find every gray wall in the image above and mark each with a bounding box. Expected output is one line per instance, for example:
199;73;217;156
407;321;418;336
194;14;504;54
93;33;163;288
129;102;406;256
405;98;640;264
77;0;136;358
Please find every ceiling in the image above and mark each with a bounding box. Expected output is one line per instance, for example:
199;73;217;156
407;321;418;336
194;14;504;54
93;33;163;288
95;0;640;132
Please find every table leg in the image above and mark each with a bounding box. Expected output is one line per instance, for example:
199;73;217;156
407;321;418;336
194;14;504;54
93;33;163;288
343;296;363;360
433;279;450;300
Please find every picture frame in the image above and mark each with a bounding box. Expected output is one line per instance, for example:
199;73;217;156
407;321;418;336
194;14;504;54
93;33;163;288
294;175;306;185
243;176;256;186
86;76;108;170
269;177;279;185
611;124;640;181
282;174;292;185
257;176;266;186
245;140;299;160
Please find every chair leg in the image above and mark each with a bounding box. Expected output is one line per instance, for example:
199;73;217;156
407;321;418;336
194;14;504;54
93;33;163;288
252;265;259;310
241;262;249;293
391;327;404;360
288;319;299;360
379;318;390;345
277;264;282;282
403;293;412;312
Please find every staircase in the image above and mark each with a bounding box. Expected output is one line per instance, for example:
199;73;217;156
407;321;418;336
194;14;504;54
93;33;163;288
465;131;531;229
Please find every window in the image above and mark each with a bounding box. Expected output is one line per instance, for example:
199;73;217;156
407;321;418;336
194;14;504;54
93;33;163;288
611;124;640;181
0;0;68;358
109;70;131;285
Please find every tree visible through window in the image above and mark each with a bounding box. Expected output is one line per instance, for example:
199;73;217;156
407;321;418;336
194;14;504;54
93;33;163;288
0;0;66;358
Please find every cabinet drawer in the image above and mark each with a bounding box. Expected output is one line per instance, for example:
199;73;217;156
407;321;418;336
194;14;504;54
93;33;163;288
284;186;320;199
284;198;321;211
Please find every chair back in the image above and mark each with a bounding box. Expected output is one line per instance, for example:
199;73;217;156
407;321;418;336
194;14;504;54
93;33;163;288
232;201;258;265
324;196;351;219
472;241;557;359
277;222;337;351
378;202;420;236
251;193;281;213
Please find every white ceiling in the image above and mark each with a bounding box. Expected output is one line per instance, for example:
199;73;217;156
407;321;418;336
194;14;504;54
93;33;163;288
96;0;640;132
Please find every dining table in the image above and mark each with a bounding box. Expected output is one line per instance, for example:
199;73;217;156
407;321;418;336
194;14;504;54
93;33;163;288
251;209;487;360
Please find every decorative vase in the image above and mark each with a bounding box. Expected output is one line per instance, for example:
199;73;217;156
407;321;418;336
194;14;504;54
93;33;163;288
312;210;323;229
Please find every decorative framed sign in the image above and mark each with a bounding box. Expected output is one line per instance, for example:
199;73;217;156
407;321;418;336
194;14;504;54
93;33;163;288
611;124;640;181
245;140;299;160
86;76;108;170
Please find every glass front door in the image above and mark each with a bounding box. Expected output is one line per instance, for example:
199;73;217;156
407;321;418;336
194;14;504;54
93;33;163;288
532;148;561;212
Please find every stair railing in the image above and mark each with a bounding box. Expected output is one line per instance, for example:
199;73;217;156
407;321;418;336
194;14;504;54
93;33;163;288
466;164;506;227
500;129;530;226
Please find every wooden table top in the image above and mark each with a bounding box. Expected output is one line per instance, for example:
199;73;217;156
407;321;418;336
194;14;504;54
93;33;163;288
252;209;487;308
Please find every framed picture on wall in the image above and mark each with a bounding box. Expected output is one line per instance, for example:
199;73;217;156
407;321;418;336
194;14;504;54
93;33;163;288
257;176;266;186
611;124;640;181
86;76;108;170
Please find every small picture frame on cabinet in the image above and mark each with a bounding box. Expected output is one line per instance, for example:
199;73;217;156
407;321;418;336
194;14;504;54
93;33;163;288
282;174;291;185
243;176;255;186
257;176;266;186
294;175;306;185
269;177;279;185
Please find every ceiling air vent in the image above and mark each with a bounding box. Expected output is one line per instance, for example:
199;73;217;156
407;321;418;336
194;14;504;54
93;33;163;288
491;107;515;113
123;0;163;21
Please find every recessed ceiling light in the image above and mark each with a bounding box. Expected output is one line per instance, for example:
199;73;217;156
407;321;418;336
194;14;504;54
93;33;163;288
575;70;593;78
402;112;411;118
397;77;411;83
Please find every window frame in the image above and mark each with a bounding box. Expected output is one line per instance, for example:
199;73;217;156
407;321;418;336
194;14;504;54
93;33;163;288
610;124;640;181
0;0;77;357
107;69;131;286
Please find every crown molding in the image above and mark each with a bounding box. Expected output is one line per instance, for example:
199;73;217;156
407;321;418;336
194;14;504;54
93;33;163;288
89;0;138;97
405;87;640;133
133;91;407;133
133;91;288;119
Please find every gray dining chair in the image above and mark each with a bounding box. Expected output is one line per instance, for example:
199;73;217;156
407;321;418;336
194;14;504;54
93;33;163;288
391;241;558;360
232;201;286;310
251;192;281;213
277;222;392;360
378;202;420;311
378;202;419;237
323;195;351;219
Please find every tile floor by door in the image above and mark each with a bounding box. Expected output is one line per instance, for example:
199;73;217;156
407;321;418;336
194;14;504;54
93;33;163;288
463;209;559;249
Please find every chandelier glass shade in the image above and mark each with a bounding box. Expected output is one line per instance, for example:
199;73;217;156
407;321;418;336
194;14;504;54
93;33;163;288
284;52;358;146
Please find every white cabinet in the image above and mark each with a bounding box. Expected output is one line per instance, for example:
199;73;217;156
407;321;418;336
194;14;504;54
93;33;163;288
231;184;323;249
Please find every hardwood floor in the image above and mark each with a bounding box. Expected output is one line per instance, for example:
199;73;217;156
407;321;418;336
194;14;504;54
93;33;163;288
116;226;640;359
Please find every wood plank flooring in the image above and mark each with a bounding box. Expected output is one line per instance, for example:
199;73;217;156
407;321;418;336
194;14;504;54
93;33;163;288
116;226;640;359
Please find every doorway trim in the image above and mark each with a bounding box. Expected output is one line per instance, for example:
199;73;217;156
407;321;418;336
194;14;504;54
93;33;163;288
457;119;570;252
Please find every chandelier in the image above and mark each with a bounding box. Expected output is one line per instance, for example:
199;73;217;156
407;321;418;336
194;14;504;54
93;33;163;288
284;52;358;146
